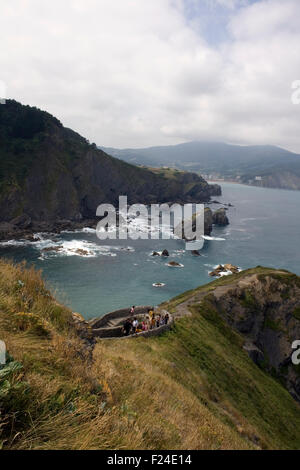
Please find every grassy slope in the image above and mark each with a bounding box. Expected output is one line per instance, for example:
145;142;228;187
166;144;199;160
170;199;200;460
0;259;113;449
97;271;300;451
1;261;299;449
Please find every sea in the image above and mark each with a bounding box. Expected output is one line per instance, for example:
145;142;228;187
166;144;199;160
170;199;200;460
0;182;299;320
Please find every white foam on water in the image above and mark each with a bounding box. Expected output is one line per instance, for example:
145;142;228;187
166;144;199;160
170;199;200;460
0;230;137;259
119;213;176;239
170;249;186;258
0;232;57;248
148;251;162;257
218;270;232;277
119;246;135;252
38;239;102;259
148;248;184;258
202;235;226;241
0;239;31;247
208;264;242;277
61;227;97;235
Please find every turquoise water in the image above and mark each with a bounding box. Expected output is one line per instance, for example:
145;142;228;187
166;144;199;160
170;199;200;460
1;182;299;319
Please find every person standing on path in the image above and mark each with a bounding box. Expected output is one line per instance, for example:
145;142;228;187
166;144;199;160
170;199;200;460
130;306;135;316
132;317;138;334
123;319;132;336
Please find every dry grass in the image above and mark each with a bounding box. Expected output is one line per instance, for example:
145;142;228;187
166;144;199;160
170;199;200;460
0;259;106;449
91;341;254;450
1;259;300;450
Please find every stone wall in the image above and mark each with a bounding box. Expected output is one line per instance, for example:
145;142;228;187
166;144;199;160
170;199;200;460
89;305;154;329
94;316;174;340
89;305;173;339
92;326;124;338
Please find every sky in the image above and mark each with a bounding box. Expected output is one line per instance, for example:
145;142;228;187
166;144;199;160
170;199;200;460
1;0;300;152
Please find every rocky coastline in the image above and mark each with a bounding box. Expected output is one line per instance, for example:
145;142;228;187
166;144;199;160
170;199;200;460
0;205;231;243
0;216;98;242
0;100;223;242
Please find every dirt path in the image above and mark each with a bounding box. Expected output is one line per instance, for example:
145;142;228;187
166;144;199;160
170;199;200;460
173;273;265;318
93;270;287;337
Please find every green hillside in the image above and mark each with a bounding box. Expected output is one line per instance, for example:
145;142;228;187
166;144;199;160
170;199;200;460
1;260;299;450
102;141;300;190
0;101;219;232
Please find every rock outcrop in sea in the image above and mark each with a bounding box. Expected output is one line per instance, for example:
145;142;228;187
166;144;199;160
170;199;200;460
182;207;230;239
209;264;239;277
212;208;229;226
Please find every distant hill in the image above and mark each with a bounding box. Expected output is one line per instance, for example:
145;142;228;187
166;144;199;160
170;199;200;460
101;141;300;190
0;101;220;238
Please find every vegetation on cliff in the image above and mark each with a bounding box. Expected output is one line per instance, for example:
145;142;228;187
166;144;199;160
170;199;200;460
0;101;220;235
1;260;300;450
102;141;300;191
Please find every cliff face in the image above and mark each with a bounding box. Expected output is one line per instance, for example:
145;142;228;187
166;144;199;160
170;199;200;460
188;207;229;237
212;207;229;226
169;267;300;403
209;271;300;401
0;101;220;239
243;170;300;191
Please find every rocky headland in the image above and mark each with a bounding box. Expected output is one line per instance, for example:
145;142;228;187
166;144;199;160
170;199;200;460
167;267;300;403
0;100;221;241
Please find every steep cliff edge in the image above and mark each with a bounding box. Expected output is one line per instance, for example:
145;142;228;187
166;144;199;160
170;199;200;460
168;267;300;402
0;100;220;240
209;271;300;401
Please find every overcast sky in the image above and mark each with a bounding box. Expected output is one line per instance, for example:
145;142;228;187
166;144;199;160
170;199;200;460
1;0;300;152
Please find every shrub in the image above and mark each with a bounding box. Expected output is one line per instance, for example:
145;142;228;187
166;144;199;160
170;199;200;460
12;312;51;338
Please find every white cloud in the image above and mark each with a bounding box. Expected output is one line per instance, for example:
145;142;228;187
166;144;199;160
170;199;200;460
0;0;300;152
208;0;247;8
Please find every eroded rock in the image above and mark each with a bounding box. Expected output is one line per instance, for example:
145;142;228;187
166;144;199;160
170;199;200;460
212;208;229;226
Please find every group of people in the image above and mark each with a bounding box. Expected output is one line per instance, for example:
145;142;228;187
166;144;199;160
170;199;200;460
122;306;170;336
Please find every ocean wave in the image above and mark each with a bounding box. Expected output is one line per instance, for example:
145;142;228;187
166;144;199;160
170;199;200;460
0;239;31;247
40;241;136;259
202;235;226;241
207;264;242;277
39;240;113;259
218;270;232;277
119;246;135;252
62;227;97;234
82;227;97;233
0;231;136;259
